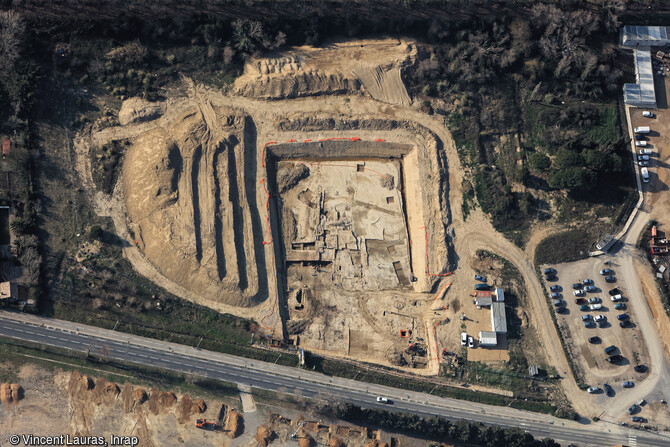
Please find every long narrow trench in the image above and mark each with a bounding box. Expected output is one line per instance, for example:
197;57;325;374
226;137;248;290
191;144;203;262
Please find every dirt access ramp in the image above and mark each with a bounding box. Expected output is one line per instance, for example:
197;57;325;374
234;38;416;105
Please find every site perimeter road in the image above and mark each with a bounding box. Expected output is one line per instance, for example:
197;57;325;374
0;311;666;447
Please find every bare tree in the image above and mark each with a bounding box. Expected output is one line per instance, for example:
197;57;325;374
0;10;25;70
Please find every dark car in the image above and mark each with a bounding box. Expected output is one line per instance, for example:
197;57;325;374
609;288;622;296
617;313;630;321
584;285;596;292
597;320;608;328
608;354;624;363
635;134;646;140
600;268;613;275
580;304;589;311
474;274;487;282
628;404;640;415
603;383;613;395
588;336;601;344
550;285;561;292
632;416;644;423
588;297;601;304
584;321;596;328
551;292;562;299
604;345;617;354
575;298;586;305
614;303;627;310
605;275;616;282
556;306;568;314
582;278;594;285
634;364;648;373
572;283;582;289
543;268;556;275
546;274;557;281
620;320;633;328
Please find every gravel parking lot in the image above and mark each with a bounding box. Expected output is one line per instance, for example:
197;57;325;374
541;257;650;395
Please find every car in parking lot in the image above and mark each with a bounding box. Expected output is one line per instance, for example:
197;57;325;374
474;274;487;282
638;154;650;161
623;381;634;388
614;303;627;310
584;321;596;328
550;285;561;292
587;386;600;394
635;134;646;140
572;283;582;289
634;364;648;373
609;288;622;296
584;285;596;292
632;416;644;423
588;336;600;343
605;275;616;282
589;304;602;310
573;290;585;297
546;274;557;281
608;354;624;363
461;332;467;346
553;299;564;306
639;148;653;154
610;294;622;301
595;315;606;323
543;268;556;275
579;304;589;311
639;160;650;167
604;345;617;354
636;141;647;147
600;268;613;275
628;404;640;414
551;292;562;299
620;320;633;328
468;336;475;348
617;313;630;321
575;298;586;304
581;315;592;321
643;110;655;118
556;306;568;314
588;297;601;304
582;278;593;285
603;383;613;395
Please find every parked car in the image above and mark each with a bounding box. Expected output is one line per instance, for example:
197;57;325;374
614;303;627;310
634;364;648;373
543;268;555;275
580;304;589;311
623;381;634;388
575;298;586;304
461;332;467;346
632;416;644;423
603;383;613;395
573;290;586;297
588;336;600;344
587;386;600;394
588;297;601;304
639;148;652;154
628;404;640;415
642;110;655;118
551;292;562;299
584;285;596;292
474;274;487;282
605;275;616;282
620;320;633;328
468;336;475;348
604;345;617;354
584;321;596;328
595;315;607;323
597;320;607;328
639;160;650;167
617;313;630;321
608;354;624;363
546;274;557;281
636;140;647;147
609;288;622;296
635;134;646;140
582;278;594;285
589;304;602;310
600;268;613;275
572;283;582;289
610;294;622;301
553;299;564;306
581;315;592;321
638;154;650;161
550;285;562;292
556;306;568;314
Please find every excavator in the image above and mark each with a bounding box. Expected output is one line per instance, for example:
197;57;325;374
195;419;217;430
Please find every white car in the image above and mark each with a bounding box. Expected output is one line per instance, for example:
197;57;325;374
589;304;602;310
639;161;649;167
587;386;601;394
636;141;647;147
594;315;606;322
642;111;655;118
638;155;650;161
639;148;652;155
611;294;622;302
376;396;389;403
573;290;585;297
468;336;475;348
461;332;467;346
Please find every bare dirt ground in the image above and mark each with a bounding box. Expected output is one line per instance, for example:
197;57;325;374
67;37;591;414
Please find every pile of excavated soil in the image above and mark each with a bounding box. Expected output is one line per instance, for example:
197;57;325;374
123;105;265;308
329;436;346;447
91;378;120;406
0;382;20;404
118;97;165;126
255;425;275;447
297;428;314;447
120;383;148;413
177;394;207;424
146;387;177;415
225;409;243;438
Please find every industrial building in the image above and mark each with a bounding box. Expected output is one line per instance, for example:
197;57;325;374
620;25;668;109
476;287;508;347
621;26;670;49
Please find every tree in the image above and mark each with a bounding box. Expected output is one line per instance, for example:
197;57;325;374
529;152;551;171
0;10;25;71
554;149;582;169
547;167;594;189
90;225;104;240
582;149;622;173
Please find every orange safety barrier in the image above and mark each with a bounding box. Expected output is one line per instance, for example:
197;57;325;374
433;282;451;302
419;226;453;277
260;141;277;168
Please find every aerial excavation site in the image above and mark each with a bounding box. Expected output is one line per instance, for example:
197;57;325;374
7;2;670;447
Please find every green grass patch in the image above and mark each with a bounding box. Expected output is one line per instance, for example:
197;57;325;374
535;229;596;265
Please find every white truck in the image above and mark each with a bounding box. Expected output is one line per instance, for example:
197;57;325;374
641;167;650;183
635;126;651;134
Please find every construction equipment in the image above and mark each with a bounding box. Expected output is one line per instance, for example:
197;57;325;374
195;419;217;430
290;421;306;438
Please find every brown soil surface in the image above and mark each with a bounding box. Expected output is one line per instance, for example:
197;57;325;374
255;425;275;447
225;409;243;438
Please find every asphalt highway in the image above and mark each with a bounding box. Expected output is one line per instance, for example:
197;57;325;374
0;311;667;447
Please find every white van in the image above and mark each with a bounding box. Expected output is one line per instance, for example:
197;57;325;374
642;111;655;118
641;167;650;183
635;126;651;134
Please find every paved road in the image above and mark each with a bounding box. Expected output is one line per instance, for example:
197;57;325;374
1;311;667;447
